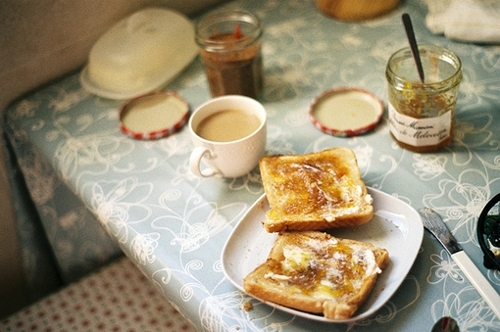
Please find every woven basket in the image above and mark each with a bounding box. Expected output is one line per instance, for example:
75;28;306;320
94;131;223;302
316;0;400;21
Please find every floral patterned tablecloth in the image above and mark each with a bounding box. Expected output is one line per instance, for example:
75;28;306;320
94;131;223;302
3;0;500;330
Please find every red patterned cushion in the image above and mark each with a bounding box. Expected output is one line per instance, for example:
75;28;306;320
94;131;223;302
0;257;196;331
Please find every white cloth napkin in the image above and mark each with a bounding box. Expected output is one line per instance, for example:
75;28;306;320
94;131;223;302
425;0;500;44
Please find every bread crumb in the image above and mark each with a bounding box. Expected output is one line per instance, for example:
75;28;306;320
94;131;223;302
243;300;253;311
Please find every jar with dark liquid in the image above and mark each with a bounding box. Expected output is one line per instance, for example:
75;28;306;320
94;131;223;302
195;10;263;99
386;44;462;152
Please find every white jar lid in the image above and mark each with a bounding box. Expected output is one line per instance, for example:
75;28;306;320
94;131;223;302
309;87;383;137
119;91;189;140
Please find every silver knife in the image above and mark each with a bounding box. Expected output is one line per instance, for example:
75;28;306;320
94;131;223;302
419;207;500;320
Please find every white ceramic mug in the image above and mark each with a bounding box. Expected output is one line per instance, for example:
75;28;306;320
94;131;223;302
189;95;267;178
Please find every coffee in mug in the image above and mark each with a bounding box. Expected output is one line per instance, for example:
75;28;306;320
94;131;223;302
195;109;261;142
189;95;267;178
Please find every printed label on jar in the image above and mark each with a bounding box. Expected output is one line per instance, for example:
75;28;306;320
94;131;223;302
388;103;451;147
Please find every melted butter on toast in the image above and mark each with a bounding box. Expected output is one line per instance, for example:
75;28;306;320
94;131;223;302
264;235;381;299
265;154;364;219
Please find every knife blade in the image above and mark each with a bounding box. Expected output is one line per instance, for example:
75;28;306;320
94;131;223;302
419;207;500;320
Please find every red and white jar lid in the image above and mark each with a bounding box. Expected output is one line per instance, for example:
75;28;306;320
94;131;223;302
119;91;189;140
309;87;383;137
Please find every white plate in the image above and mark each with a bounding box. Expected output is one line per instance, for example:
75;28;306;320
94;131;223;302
221;187;423;323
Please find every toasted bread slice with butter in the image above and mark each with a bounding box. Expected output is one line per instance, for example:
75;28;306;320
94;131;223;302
243;231;390;320
259;148;373;232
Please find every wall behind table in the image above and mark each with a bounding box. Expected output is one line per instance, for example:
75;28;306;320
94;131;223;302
0;0;227;318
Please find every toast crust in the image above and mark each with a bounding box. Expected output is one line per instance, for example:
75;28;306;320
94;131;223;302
259;148;373;232
243;231;390;319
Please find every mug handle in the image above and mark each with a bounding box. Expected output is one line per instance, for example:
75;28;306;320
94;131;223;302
189;146;218;177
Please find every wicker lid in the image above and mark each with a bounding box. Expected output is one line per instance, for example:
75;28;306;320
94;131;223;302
315;0;401;21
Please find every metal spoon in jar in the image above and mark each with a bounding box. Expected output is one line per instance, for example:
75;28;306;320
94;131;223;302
431;317;460;332
402;13;425;83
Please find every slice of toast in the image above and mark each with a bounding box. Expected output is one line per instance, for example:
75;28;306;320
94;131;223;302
259;147;373;233
243;231;390;320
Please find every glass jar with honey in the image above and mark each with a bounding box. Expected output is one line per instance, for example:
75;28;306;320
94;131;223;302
386;44;462;152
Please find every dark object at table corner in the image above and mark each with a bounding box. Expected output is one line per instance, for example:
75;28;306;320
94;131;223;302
477;192;500;270
431;316;460;332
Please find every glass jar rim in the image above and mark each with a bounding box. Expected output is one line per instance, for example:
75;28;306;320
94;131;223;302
386;44;462;91
195;10;262;51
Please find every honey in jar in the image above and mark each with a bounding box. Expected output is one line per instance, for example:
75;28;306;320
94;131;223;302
386;44;462;152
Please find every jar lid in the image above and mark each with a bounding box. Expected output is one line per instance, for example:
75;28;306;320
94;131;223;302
119;91;189;140
309;87;383;137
